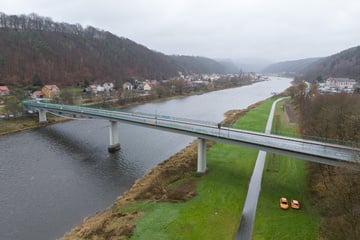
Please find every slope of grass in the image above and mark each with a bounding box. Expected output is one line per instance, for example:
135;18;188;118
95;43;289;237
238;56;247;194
61;97;319;240
252;100;319;240
130;98;275;239
0;114;66;135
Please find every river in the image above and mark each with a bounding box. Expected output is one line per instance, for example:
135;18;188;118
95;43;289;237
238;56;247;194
0;77;291;240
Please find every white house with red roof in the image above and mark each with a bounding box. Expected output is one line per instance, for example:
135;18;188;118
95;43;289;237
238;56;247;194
0;86;9;96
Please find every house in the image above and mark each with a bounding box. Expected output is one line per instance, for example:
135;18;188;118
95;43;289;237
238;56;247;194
150;80;159;86
32;91;44;98
326;78;357;90
143;82;152;91
0;86;10;96
103;82;114;92
96;85;105;93
42;85;60;98
123;82;133;91
89;84;98;94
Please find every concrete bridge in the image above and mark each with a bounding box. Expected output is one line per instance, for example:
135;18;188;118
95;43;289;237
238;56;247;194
23;99;360;172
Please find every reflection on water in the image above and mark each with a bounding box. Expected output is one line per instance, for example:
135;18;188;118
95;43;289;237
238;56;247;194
0;77;291;240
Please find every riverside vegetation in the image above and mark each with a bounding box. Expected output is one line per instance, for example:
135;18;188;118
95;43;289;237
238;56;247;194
291;83;360;240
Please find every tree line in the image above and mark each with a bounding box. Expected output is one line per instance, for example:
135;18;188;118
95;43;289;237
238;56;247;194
290;83;360;240
0;12;230;88
0;12;106;38
0;12;180;86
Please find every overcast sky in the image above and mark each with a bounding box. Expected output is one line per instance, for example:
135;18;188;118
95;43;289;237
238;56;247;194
2;0;360;62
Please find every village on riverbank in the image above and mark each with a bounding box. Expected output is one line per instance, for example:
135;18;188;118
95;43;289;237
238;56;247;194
0;72;265;135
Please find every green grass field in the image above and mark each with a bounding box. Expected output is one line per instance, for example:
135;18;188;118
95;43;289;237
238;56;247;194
126;97;318;239
128;99;274;239
252;100;318;240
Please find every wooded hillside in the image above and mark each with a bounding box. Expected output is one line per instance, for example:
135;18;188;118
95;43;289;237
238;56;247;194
0;13;227;87
290;83;360;240
303;46;360;81
263;45;360;81
262;58;322;75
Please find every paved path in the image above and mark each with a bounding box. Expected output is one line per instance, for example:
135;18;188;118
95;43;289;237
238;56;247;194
236;97;286;240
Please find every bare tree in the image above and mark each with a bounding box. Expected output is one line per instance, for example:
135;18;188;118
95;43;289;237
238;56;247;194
300;93;360;239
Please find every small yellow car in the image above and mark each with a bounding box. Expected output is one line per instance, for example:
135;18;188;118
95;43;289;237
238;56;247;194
280;197;289;209
291;199;301;209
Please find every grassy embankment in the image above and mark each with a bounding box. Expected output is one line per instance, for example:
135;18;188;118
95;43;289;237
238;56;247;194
129;100;274;240
253;99;319;239
61;97;319;239
0;114;67;135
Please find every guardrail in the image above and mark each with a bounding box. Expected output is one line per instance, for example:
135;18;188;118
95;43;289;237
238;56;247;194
23;99;360;169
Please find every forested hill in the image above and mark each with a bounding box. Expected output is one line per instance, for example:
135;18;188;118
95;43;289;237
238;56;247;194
0;13;226;87
262;45;360;81
170;55;227;74
262;57;322;75
303;46;360;81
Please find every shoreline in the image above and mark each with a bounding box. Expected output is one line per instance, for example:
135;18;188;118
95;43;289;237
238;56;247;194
0;115;69;136
60;100;265;239
0;82;256;137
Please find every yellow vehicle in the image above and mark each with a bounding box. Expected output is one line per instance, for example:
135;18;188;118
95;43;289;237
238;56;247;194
280;197;289;209
291;199;301;209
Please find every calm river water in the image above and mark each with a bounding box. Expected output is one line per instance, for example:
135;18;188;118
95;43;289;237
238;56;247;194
0;77;291;240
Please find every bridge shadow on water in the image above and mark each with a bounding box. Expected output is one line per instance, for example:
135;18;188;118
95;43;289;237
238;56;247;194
35;122;144;182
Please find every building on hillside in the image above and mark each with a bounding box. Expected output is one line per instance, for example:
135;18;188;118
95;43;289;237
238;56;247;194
42;85;60;98
0;86;10;96
96;85;105;93
103;82;114;92
326;77;357;90
123;82;133;90
150;80;159;86
89;85;98;94
143;82;152;91
32;91;44;98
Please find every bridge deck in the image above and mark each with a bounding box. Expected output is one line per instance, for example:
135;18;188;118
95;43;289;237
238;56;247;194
23;100;360;169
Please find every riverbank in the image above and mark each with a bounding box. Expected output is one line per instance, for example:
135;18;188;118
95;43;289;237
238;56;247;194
0;114;69;136
60;98;271;239
1;78;296;240
0;81;257;136
61;95;319;240
86;79;257;110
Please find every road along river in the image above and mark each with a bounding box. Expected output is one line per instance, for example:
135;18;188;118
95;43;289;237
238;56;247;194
0;77;291;240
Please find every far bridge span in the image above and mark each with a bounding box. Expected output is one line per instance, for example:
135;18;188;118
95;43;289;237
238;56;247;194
23;99;360;172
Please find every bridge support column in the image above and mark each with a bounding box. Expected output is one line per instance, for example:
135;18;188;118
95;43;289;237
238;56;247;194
39;109;47;123
197;138;207;173
108;120;120;153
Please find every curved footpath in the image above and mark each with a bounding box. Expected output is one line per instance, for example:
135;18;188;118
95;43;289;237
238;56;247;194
236;97;288;240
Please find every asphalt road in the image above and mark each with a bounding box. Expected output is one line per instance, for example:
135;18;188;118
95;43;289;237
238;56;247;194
236;98;286;240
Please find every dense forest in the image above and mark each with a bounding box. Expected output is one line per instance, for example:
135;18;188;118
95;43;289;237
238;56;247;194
263;46;360;82
262;57;322;75
290;83;360;240
0;12;228;87
170;55;227;75
303;46;360;81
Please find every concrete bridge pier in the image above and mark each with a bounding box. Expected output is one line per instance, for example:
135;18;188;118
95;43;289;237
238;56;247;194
197;138;207;173
39;109;47;123
108;120;120;153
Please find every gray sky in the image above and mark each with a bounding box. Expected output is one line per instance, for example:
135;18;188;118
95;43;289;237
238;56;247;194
2;0;360;62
